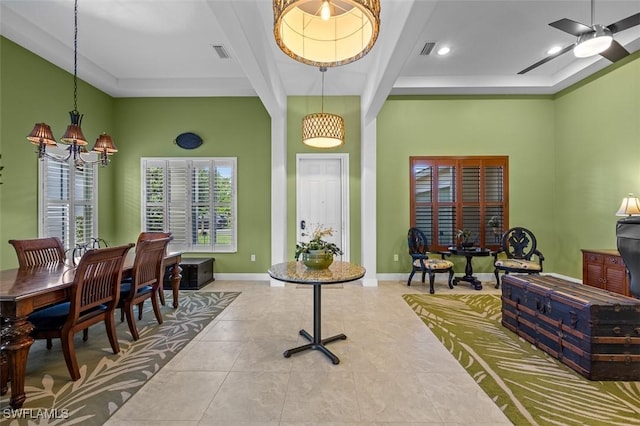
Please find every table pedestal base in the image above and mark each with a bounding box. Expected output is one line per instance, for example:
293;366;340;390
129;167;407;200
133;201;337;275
283;329;346;364
453;275;483;290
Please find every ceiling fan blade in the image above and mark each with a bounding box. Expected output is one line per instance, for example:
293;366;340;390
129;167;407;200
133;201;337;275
518;44;575;75
549;18;592;36
599;39;629;62
608;12;640;34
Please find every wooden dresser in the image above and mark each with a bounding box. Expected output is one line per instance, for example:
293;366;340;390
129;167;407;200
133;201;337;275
581;249;630;296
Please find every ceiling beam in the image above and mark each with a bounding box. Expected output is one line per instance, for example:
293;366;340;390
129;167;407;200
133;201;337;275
206;0;286;118
361;0;438;124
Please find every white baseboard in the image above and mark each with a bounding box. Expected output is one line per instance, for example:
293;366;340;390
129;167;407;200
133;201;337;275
376;272;582;285
214;273;271;281
211;271;582;286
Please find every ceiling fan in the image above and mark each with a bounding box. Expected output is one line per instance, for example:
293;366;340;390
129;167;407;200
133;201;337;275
518;0;640;74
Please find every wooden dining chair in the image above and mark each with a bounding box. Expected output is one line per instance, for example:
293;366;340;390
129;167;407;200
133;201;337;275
7;237;86;352
118;237;171;341
27;243;134;381
120;232;173;306
8;237;66;268
136;232;172;306
3;237;69;390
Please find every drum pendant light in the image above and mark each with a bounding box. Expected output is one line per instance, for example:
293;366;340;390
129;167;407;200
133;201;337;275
302;67;344;148
274;0;381;67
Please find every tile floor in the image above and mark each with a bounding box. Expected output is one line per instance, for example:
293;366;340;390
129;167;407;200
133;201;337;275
105;278;512;425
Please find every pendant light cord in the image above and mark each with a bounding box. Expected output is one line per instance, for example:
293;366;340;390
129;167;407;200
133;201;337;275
72;0;79;114
320;66;327;113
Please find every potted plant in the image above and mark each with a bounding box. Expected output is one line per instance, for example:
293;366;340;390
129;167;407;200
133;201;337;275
488;216;500;234
295;225;343;269
456;229;476;248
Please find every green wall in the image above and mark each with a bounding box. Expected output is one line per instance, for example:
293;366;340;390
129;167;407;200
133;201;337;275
2;35;639;280
286;96;362;264
376;96;557;275
111;97;271;273
0;37;115;269
553;53;640;278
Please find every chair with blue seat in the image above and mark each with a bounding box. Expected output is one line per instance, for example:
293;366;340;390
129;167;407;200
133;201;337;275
118;237;171;341
135;232;172;306
493;227;544;289
27;243;134;380
3;237;69;391
7;237;80;350
120;232;172;306
9;237;66;268
407;227;455;294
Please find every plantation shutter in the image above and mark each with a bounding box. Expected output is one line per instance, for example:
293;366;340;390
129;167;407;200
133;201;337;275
40;146;98;250
410;156;508;251
141;158;237;253
167;160;189;249
74;164;96;246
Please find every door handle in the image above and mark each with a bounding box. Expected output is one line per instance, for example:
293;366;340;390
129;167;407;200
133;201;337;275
300;220;306;230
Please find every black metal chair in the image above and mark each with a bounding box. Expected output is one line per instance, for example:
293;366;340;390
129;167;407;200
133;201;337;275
493;227;544;289
407;227;454;294
68;237;110;266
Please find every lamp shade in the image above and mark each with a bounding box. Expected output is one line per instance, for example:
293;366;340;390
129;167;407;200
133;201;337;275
616;193;640;216
60;111;88;146
302;112;345;148
574;24;613;58
274;0;381;67
91;133;118;154
26;123;57;146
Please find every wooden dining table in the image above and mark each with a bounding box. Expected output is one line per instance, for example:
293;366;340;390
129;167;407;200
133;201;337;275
0;250;182;409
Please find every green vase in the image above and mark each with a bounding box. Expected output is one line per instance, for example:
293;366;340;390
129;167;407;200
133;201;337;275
301;249;334;269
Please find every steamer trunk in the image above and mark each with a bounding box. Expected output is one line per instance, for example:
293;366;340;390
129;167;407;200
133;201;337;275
501;274;640;381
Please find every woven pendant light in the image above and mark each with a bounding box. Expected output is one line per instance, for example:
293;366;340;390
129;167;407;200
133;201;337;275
302;67;344;148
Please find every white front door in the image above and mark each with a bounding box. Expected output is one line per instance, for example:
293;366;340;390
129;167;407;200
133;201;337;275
296;154;349;261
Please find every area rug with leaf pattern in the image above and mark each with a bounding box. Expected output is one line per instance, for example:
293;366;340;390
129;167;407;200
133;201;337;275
0;291;240;426
403;293;640;426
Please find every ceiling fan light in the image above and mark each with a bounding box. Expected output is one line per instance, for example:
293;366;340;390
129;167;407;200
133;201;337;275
574;24;613;58
547;45;562;55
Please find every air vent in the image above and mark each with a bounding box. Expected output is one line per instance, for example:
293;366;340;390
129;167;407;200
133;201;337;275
212;44;231;59
420;42;437;56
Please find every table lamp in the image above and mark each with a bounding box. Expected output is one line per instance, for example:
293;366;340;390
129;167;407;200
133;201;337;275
616;193;640;216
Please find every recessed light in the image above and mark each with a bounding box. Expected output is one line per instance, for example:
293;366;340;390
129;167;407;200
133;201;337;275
437;46;450;56
547;45;562;55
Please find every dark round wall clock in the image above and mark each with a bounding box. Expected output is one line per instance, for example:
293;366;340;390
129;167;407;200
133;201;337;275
175;132;203;149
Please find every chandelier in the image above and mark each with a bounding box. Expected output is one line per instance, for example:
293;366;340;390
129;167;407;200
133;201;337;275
26;0;117;169
302;67;345;148
273;0;381;67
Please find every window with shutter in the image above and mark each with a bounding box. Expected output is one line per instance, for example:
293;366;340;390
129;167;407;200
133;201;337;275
39;146;98;250
141;157;237;253
410;156;508;251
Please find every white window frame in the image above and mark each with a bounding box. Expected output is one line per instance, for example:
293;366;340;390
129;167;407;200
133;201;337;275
141;157;237;253
38;145;99;251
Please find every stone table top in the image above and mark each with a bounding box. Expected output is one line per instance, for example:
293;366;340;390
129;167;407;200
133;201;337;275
268;261;365;285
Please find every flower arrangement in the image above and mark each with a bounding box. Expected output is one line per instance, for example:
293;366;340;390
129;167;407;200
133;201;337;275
456;229;476;246
295;225;343;260
488;216;500;228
